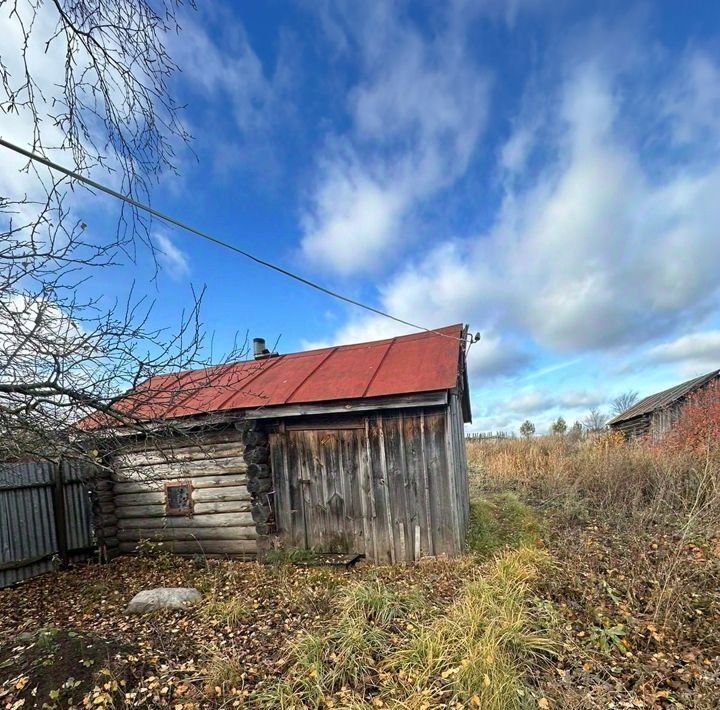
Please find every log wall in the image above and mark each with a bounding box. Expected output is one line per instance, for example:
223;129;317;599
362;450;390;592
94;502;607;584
111;430;257;557
90;465;119;559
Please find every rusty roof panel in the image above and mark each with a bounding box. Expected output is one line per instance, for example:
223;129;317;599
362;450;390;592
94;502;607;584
288;341;392;403
86;324;465;427
608;369;720;425
366;328;460;397
220;349;334;411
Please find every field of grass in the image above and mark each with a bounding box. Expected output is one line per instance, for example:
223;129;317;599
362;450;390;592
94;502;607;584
1;434;718;708
467;434;720;708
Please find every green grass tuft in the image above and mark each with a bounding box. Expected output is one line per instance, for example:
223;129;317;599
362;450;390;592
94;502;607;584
466;493;542;557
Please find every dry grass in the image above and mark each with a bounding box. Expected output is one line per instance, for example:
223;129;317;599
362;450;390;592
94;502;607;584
256;548;555;709
467;433;720;530
383;547;557;709
467;434;720;707
3;435;717;708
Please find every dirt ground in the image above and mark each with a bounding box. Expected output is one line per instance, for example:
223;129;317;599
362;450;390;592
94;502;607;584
0;552;468;708
1;478;719;707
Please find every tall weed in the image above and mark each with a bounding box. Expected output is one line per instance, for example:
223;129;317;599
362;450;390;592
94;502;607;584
467;434;720;532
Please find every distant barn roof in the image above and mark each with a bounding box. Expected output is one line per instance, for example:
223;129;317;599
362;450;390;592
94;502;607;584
608;368;720;425
86;324;466;427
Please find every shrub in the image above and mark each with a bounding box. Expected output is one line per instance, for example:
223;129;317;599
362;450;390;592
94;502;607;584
662;380;720;452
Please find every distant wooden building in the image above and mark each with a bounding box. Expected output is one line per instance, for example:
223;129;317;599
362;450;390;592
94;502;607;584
92;325;472;563
608;369;720;440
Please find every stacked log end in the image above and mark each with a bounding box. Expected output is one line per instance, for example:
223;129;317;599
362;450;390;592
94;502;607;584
89;466;120;561
241;423;276;556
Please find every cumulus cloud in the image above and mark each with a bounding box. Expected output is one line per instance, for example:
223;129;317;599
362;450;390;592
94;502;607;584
317;45;720;363
646;332;720;368
300;3;490;274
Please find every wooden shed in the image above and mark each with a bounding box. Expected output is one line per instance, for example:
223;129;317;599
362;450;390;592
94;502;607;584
96;324;472;563
608;369;720;440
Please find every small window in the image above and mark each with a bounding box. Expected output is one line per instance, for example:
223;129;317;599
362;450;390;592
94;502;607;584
165;481;192;515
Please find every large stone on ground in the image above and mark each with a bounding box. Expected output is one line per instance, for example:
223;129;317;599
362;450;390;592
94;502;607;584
125;587;201;614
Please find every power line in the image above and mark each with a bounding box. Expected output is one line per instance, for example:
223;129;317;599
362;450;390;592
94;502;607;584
0;137;469;343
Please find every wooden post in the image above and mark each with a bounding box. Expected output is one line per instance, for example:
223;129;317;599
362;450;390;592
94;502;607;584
52;460;69;567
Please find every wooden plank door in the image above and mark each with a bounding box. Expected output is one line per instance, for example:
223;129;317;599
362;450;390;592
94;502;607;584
286;428;365;555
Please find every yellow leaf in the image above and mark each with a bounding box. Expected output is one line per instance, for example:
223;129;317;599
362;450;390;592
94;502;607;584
471;696;481;707
483;674;491;687
538;699;550;709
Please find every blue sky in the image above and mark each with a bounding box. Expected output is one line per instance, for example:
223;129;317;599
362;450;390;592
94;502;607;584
3;0;720;434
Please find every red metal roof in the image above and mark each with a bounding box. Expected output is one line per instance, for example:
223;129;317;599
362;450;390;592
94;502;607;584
88;324;465;426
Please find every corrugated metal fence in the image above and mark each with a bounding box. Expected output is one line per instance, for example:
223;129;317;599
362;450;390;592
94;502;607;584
0;460;96;589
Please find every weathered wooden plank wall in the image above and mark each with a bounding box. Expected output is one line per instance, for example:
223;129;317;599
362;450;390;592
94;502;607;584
270;403;468;563
111;430;256;557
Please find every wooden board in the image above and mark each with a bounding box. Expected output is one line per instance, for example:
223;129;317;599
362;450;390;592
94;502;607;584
114;485;250;508
117;512;254;529
114;500;251;518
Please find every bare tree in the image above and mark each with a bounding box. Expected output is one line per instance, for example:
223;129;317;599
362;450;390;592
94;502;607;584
611;390;639;416
583;408;608;434
0;1;256;465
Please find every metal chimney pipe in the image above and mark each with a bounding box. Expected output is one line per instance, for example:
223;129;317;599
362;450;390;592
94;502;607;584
253;338;266;359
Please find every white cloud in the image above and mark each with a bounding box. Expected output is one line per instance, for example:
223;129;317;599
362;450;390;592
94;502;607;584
319;48;720;363
168;7;295;184
300;3;490;275
172;15;280;134
647;332;720;368
499;123;536;176
154;233;190;279
663;51;720;147
466;334;531;379
300;157;405;275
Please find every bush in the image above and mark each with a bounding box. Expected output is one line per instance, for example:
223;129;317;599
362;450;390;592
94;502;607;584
662;380;720;452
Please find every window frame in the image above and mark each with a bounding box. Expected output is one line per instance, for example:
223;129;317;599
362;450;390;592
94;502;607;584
164;480;193;516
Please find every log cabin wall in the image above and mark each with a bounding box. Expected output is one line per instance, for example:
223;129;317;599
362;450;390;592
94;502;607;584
105;394;469;563
268;398;469;563
110;429;258;557
92;466;119;559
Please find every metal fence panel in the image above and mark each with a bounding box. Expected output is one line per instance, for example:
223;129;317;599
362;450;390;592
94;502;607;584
0;460;95;589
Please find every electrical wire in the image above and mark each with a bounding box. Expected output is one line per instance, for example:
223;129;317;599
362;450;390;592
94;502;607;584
0;137;472;344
